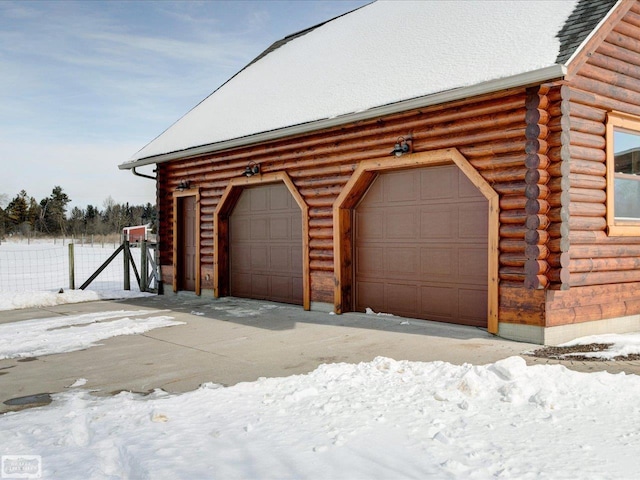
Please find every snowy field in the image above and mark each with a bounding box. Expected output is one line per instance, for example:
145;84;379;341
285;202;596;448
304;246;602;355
3;242;640;478
0;239;152;311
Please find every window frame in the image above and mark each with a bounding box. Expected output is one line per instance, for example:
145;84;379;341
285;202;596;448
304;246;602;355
606;111;640;236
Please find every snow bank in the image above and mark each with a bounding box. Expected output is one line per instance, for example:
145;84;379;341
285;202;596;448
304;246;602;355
0;289;152;312
2;356;640;478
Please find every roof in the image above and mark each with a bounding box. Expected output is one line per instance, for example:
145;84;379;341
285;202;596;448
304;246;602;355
123;0;620;168
556;0;619;64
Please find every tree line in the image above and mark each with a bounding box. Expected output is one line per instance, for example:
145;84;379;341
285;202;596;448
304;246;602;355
0;186;156;239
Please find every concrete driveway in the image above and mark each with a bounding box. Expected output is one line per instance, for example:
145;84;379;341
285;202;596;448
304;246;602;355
1;294;638;413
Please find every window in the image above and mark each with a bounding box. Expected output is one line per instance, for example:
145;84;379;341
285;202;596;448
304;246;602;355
606;112;640;236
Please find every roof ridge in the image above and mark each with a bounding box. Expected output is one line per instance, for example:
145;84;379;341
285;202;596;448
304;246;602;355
245;2;373;69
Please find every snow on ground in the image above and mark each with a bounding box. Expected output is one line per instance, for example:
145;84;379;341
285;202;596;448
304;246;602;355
0;289;153;312
3;356;640;479
0;310;184;360
4;241;640;478
0;240;152;311
559;332;640;360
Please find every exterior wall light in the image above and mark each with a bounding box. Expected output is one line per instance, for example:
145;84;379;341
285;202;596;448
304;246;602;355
176;180;191;191
244;162;261;177
391;136;412;157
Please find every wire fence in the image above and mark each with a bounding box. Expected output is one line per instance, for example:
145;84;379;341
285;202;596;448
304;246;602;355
0;239;144;293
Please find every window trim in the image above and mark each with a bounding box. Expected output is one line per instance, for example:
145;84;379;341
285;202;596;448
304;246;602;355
606;111;640;236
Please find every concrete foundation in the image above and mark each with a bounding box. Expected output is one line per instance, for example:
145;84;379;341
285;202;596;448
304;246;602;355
499;314;640;345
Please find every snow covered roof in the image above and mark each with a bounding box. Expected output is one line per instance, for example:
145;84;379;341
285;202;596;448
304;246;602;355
123;0;619;167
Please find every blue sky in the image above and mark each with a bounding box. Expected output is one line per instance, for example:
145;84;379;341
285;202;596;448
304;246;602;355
0;0;369;210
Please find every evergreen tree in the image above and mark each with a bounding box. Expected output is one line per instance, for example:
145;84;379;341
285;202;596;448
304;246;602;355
68;206;85;236
27;197;40;231
1;187;155;237
40;186;71;235
84;204;100;235
0;206;5;239
6;190;30;234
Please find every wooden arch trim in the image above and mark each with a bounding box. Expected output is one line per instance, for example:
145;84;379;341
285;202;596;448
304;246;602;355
173;188;201;295
333;148;499;334
214;171;311;310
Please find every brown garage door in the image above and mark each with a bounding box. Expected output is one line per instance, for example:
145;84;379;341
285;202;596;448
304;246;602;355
355;165;488;327
230;183;303;305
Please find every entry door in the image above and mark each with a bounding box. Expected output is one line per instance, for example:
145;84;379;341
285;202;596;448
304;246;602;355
177;195;197;291
229;183;303;305
354;165;488;327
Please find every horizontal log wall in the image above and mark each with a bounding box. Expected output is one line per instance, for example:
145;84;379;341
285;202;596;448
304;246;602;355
548;1;640;326
158;88;534;305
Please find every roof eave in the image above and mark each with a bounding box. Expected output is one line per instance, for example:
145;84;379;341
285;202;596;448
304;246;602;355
119;63;567;170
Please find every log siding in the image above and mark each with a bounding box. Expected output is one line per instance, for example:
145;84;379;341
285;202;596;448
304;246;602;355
158;88;532;308
545;1;640;326
154;0;640;333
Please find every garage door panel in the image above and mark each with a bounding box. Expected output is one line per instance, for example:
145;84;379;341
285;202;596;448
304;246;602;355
420;285;455;320
385;171;418;202
270;276;292;300
386;210;418;239
231;245;251;270
269;217;290;239
248;246;267;270
362;176;385;205
458;174;485;200
231;273;251;296
385;247;420;278
458;287;487;323
386;283;418;314
250;218;269;241
291;246;302;270
230;183;303;305
421;247;455;278
420;206;457;239
270;245;291;271
356;246;384;275
458;248;487;283
420;167;454;200
459;205;488;238
292;278;304;304
230;217;250;242
250;188;268;212
234;192;251;212
251;274;269;297
270;185;291;210
355;211;384;239
356;281;385;312
356;165;488;327
291;215;302;239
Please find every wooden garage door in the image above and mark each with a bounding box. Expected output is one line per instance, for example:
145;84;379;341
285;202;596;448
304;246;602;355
230;183;303;305
355;165;488;327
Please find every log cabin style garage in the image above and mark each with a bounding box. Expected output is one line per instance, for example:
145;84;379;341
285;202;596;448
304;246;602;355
121;0;640;344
